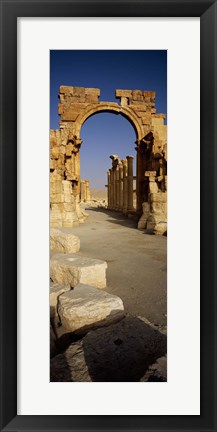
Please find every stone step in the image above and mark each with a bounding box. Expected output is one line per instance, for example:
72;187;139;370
57;283;124;335
50;254;107;288
50;228;80;253
50;282;71;321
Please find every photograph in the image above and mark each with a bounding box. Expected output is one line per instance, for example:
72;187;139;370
49;50;167;382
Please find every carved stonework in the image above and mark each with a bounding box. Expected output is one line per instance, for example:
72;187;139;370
50;86;167;232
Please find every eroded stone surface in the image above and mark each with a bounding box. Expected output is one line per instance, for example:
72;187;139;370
50;324;57;358
50;282;71;320
50;254;107;288
58;283;124;335
50;315;167;382
50;228;80;253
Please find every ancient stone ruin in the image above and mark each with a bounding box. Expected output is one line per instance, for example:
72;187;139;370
50;86;167;232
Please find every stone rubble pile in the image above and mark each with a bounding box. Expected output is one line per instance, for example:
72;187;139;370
50;228;125;359
50;226;167;381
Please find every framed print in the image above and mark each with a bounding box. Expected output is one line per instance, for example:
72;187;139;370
0;0;217;431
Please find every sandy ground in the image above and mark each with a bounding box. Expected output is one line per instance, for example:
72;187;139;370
63;207;167;327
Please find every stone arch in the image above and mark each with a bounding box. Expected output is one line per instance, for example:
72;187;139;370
75;102;144;142
56;86;166;214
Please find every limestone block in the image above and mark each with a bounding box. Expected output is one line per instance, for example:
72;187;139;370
116;89;132;98
153;222;167;236
58;284;124;335
151;201;165;215
149;192;167;203
50;147;59;159
85;94;99;103
74;87;85;97
63;211;79;224
50;324;57;358
62;180;72;194
137;202;150;230
50;170;62;182
85;88;100;96
149;182;159;194
50;160;57;170
50;180;63;195
50;254;107;288
50;315;167;382
130;104;146;112
50;282;71;319
51;203;64;212
50;194;65;204
50;229;80;254
64;194;74;204
145;171;157;177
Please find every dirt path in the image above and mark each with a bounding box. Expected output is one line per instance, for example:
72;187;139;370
63;207;167;326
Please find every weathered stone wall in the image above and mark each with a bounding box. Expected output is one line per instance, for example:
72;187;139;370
50;130;86;227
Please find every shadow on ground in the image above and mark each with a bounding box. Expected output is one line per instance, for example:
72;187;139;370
85;207;139;229
50;315;167;382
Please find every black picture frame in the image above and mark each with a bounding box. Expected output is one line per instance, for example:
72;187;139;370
0;0;216;431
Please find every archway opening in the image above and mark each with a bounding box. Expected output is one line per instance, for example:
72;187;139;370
80;111;137;208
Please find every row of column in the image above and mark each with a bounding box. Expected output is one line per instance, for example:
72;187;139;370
107;156;134;213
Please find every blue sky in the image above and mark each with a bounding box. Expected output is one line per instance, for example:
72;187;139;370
50;50;167;189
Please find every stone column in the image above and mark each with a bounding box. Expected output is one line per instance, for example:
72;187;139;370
86;180;91;201
109;169;114;209
116;165;120;211
136;142;145;213
107;170;111;208
113;168;117;210
119;162;123;211
126;156;134;212
122;159;128;214
80;180;84;201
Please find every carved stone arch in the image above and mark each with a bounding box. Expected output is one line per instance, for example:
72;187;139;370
75;103;144;142
55;86;166;215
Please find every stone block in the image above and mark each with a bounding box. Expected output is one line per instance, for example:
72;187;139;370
137;202;150;230
116;89;132;98
85;88;100;96
50;254;107;288
50;324;57;358
58;283;124;335
50;282;71;320
50;147;59;159
151;202;164;215
145;171;157;177
149;192;167;203
153;222;167;236
50;194;65;204
50;180;63;195
149;182;159;194
85;94;98;103
62;180;72;194
50;316;167;382
73;87;85;97
50;229;80;254
63;211;79;223
59;85;74;95
61;111;80;121
64;194;74;203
